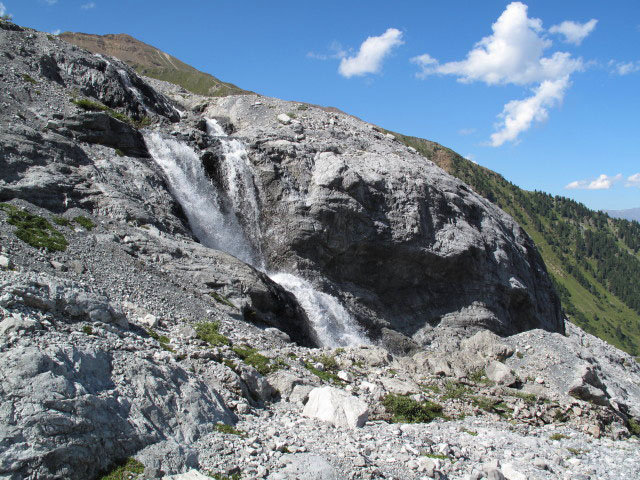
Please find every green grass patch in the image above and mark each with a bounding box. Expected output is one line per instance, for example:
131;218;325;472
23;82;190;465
215;423;246;436
471;396;513;418
0;203;68;251
82;325;94;335
195;321;231;347
73;216;96;230
512;391;542;405
550;433;569;441
422;453;450;461
22;74;37;85
98;457;144;480
460;428;478;436
232;345;283;376
146;328;175;353
210;472;241;480
114;148;125;157
422;384;441;394
209;291;237;309
382;393;444;424
468;368;494;386
71;98;150;128
304;354;343;384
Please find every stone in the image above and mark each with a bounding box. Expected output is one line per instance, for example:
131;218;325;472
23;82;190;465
302;386;369;429
337;370;354;382
290;384;315;404
0;315;42;336
486;361;517;386
140;313;159;328
461;330;515;360
69;260;85;274
502;463;527;480
379;377;420;395
163;470;212;480
268;453;337;480
238;364;276;402
265;327;291;343
276;113;292;125
267;370;304;400
0;255;13;269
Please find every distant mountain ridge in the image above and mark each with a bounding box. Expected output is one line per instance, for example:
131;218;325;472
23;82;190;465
59;32;250;97
605;207;640;222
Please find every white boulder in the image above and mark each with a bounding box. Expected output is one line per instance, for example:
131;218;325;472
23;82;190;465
302;386;369;429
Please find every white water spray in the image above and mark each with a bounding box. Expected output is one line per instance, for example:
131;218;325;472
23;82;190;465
146;120;369;346
270;273;369;347
145;133;259;266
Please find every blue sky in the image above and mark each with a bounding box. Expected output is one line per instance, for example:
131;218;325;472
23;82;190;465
5;0;639;210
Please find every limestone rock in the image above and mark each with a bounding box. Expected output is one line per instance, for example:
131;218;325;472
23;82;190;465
268;453;337;480
486;361;517;386
302;386;369;429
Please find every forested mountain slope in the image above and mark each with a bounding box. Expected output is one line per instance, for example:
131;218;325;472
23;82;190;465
389;132;640;357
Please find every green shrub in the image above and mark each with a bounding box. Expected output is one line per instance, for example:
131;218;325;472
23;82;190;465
98;457;144;480
215;423;245;436
0;203;68;251
549;433;568;441
382;394;444;424
71;98;137;126
114;148;125;157
195;321;231;347
82;325;94;335
442;381;470;400
74;216;96;230
53;216;71;227
628;417;640;436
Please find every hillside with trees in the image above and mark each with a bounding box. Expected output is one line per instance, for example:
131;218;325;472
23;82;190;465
390;131;640;358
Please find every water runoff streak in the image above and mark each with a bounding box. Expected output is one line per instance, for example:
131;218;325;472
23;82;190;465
145;120;369;347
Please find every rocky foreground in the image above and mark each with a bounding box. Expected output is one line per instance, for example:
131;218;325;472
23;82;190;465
0;20;639;480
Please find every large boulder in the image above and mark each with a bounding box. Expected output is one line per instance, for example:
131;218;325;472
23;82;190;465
302;386;369;429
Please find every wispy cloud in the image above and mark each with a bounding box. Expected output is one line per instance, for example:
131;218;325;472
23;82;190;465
565;174;623;190
0;3;5;16
458;128;476;136
51;29;61;35
549;19;597;45
307;41;347;61
609;60;640;76
626;173;640;188
412;2;590;147
338;28;404;78
81;2;96;10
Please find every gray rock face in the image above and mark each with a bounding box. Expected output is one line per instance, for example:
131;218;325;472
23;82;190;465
202;96;564;349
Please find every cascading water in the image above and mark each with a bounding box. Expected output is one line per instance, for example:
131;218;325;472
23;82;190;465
145;133;259;266
269;273;369;347
145;120;369;346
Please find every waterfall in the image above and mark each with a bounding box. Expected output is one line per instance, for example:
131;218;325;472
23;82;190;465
269;273;369;347
144;133;259;266
145;121;369;347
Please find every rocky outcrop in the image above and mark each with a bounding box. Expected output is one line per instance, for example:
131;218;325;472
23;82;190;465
200;96;564;349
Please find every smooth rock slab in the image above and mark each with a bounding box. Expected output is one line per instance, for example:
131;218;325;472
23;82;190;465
302;386;369;429
486;360;517;386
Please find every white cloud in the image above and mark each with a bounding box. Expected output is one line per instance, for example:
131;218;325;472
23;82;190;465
464;154;477;164
565;174;623;190
549;19;597;45
458;128;476;136
626;173;640;188
612;61;640;76
52;29;61;35
412;2;588;146
81;2;96;9
0;3;5;16
491;76;569;146
338;28;403;78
